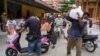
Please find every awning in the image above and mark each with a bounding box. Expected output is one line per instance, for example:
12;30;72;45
9;0;60;13
34;0;60;13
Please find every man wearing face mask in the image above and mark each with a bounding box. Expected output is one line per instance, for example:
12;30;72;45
66;9;91;56
82;12;92;35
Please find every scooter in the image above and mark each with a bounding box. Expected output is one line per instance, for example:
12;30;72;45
41;35;50;53
82;35;98;53
54;25;62;39
5;32;50;56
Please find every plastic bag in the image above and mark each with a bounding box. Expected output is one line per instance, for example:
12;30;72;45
87;24;100;35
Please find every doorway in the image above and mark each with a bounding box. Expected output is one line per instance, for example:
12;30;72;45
0;0;4;31
89;8;94;18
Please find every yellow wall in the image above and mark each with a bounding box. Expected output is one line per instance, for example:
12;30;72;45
4;0;8;16
22;4;45;18
3;1;46;20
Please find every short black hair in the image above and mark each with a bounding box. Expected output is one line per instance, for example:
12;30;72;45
83;12;90;17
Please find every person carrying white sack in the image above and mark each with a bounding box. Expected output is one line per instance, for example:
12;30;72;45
66;4;86;56
65;5;84;39
69;5;83;20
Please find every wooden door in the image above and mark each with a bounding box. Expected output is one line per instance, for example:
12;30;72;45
89;8;94;18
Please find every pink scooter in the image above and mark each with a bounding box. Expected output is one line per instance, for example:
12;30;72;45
5;32;50;56
5;31;19;56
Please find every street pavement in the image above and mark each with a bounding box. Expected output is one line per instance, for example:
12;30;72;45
0;32;100;56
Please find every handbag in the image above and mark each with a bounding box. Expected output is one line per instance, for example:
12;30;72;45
26;33;39;42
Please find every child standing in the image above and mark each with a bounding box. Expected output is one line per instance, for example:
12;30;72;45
41;19;51;36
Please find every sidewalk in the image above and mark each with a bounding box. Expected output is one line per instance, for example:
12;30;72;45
0;32;6;35
0;31;7;45
0;31;7;39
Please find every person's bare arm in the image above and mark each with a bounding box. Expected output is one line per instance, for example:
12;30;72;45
67;21;72;30
19;19;29;33
19;27;26;33
77;13;83;26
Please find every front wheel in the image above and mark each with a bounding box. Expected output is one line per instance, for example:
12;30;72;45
5;48;18;56
41;45;49;53
84;41;96;53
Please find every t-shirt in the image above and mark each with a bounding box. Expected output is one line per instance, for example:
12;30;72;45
41;22;50;35
6;20;17;35
55;18;63;26
24;18;41;36
66;16;85;39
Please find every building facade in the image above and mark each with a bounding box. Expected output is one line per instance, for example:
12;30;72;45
0;0;59;31
76;0;100;20
0;0;59;19
42;0;63;10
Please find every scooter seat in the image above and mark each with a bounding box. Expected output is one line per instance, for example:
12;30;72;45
82;35;97;39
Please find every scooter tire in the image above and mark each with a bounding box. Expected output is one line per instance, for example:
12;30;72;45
84;41;96;53
5;48;18;56
41;47;49;53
